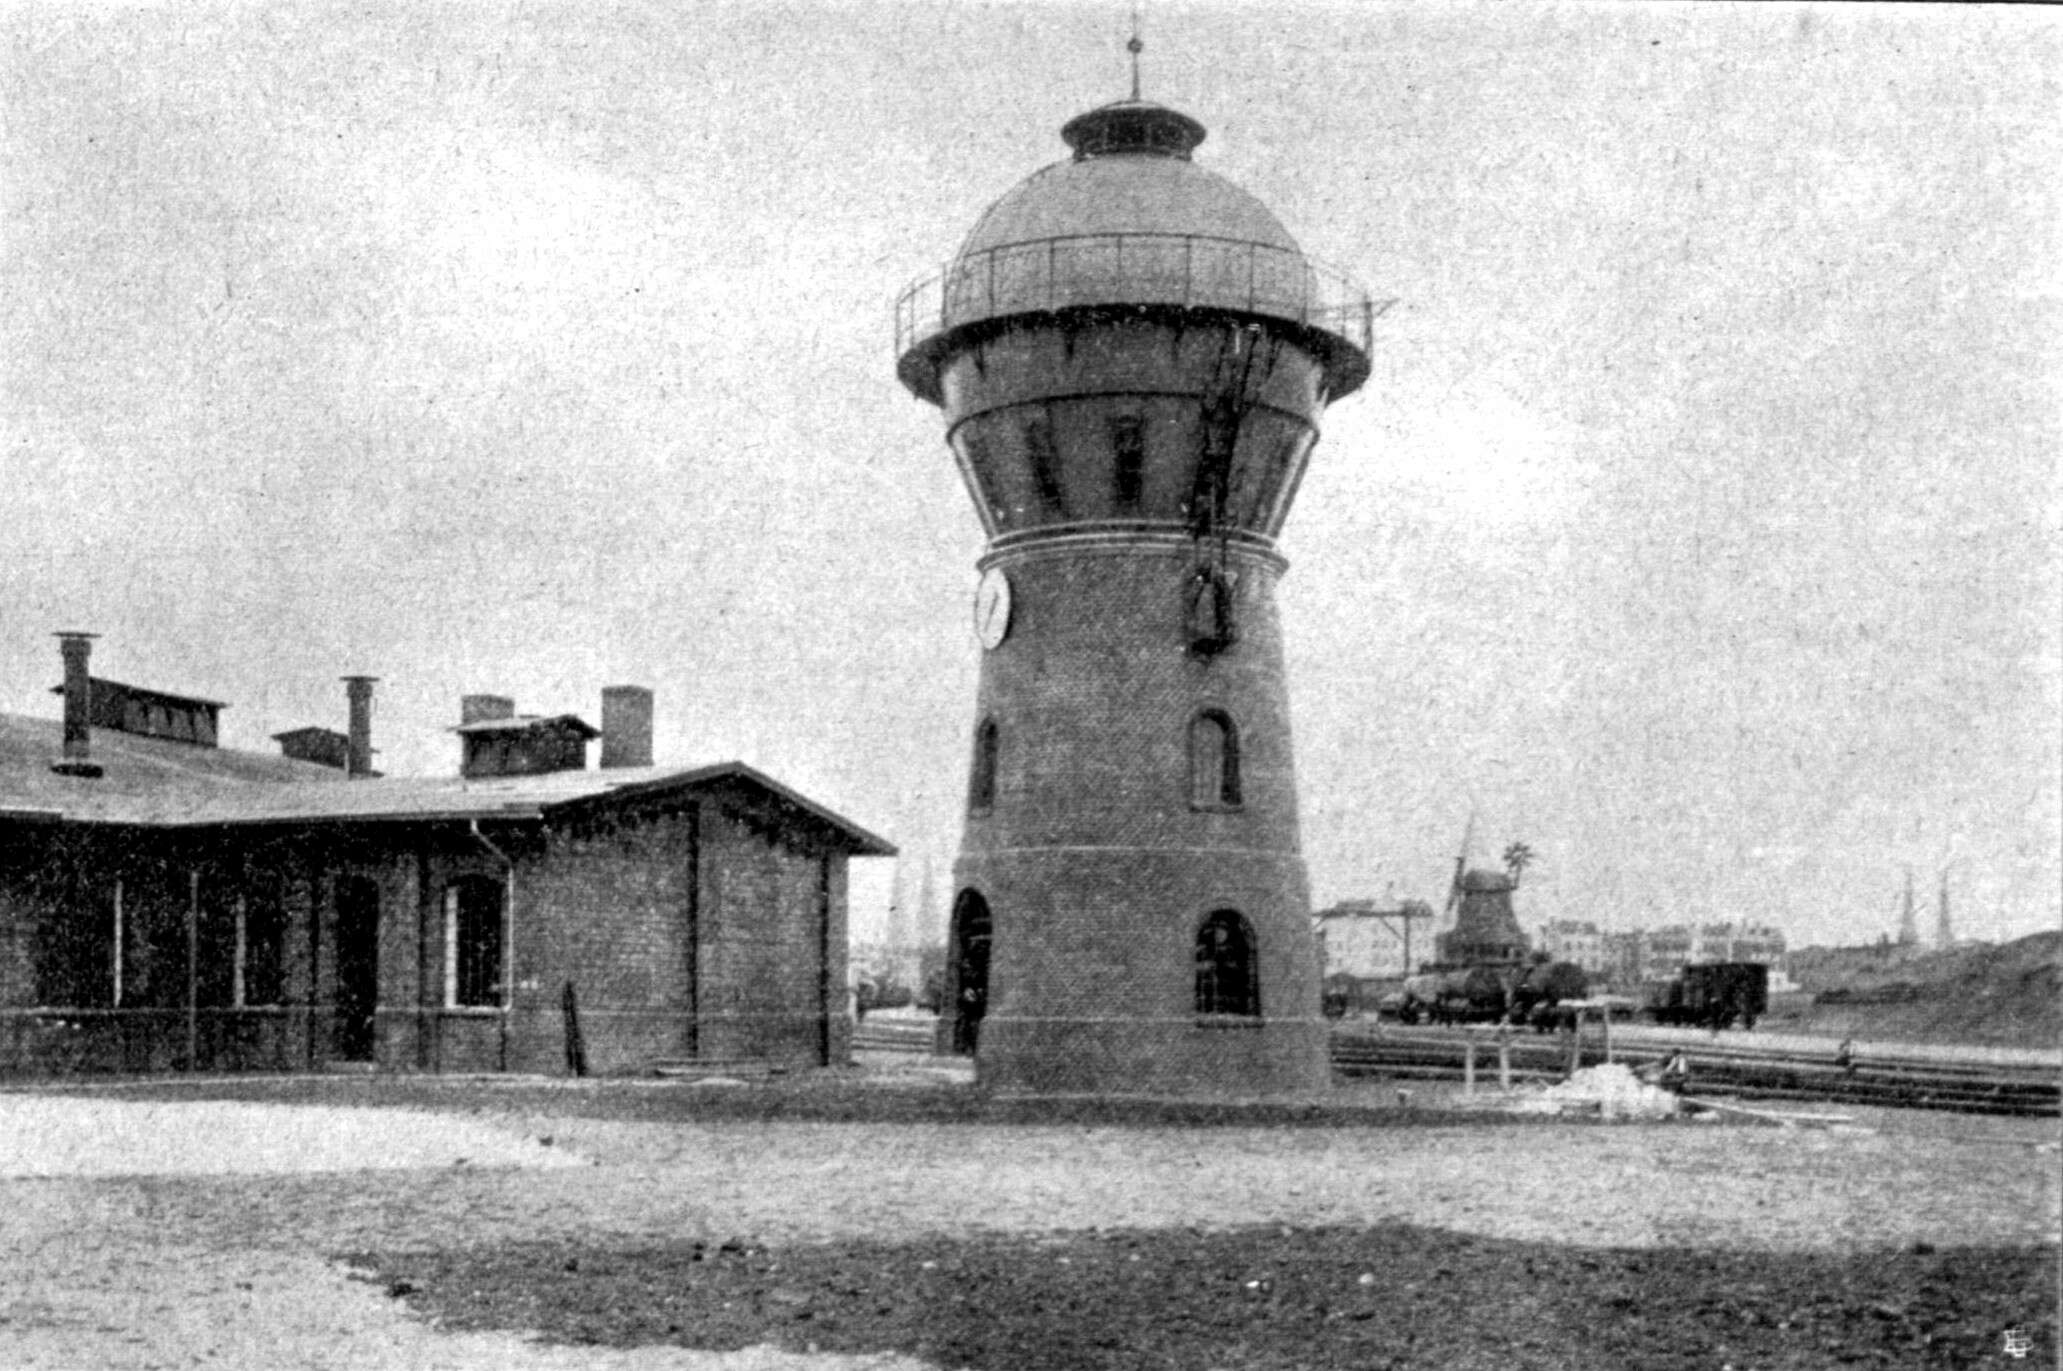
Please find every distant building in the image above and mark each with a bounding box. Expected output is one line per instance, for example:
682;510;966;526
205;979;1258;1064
1538;919;1611;977
1596;930;1642;986
1629;920;1788;982
0;635;892;1078
1313;899;1437;980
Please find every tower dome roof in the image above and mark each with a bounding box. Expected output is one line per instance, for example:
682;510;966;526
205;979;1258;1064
894;98;1376;405
958;153;1302;261
958;101;1301;260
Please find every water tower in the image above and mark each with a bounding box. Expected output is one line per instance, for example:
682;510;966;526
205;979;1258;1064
895;80;1377;1094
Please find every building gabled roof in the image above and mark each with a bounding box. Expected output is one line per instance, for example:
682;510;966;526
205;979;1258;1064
0;712;894;856
167;760;895;854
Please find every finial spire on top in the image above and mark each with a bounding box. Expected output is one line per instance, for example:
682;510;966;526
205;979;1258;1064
1128;7;1143;101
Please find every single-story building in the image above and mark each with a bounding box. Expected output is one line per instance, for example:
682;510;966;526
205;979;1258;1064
0;635;893;1076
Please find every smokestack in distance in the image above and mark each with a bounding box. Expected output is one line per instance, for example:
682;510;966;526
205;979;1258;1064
342;675;378;779
51;631;102;778
600;686;654;770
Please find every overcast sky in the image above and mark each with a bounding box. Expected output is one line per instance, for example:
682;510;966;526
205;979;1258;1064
3;2;2056;949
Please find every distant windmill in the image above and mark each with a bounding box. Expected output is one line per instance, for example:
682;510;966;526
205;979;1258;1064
1934;868;1955;949
1442;809;1477;934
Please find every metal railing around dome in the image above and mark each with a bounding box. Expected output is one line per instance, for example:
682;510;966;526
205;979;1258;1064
894;231;1377;359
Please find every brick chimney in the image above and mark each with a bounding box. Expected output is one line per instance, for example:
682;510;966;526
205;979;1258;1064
600;686;654;769
51;631;103;778
342;675;378;779
461;694;515;726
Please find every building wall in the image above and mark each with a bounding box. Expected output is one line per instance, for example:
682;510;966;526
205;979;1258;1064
1539;920;1611;976
1313;907;1432;980
0;826;312;1074
517;805;696;1073
0;788;856;1078
692;791;847;1067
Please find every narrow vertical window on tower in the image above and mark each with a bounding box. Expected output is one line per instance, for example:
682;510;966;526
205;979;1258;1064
1195;910;1260;1018
1185;568;1238;656
1110;412;1146;511
1024;412;1066;516
969;717;999;814
958;430;1008;532
1189;709;1243;809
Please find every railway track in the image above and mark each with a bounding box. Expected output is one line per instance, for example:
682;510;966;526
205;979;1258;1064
857;1016;2059;1117
853;1018;937;1054
1329;1029;2061;1118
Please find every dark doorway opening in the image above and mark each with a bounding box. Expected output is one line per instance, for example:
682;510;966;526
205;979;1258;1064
334;876;380;1061
948;889;992;1056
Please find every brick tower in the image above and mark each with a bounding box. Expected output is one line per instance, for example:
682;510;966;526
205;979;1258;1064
895;92;1375;1094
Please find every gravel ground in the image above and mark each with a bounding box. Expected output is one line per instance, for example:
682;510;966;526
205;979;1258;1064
0;1066;2053;1369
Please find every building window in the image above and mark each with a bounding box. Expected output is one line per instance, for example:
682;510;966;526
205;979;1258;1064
1110;413;1146;509
446;876;505;1008
968;717;999;814
1024;412;1065;516
1196;909;1260;1017
1189;710;1242;809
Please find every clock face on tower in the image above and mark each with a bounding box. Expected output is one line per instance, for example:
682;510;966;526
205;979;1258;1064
974;568;1013;650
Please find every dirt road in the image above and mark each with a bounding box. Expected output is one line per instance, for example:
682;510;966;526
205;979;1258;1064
0;1071;2053;1368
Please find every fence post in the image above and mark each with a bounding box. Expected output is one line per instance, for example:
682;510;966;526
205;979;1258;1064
1463;1038;1476;1095
561;981;587;1078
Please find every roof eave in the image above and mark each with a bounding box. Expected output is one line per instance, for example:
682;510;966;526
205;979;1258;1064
545;762;897;857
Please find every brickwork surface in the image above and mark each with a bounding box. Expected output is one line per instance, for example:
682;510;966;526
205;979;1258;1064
0;781;856;1078
929;309;1343;1098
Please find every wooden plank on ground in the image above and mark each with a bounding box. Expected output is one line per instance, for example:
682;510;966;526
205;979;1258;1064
1680;1095;1855;1128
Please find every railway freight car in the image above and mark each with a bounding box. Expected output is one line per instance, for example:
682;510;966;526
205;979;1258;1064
1646;962;1769;1030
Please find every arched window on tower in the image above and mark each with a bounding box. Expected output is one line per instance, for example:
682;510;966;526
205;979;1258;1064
1195;909;1260;1017
968;717;999;814
1189;710;1242;810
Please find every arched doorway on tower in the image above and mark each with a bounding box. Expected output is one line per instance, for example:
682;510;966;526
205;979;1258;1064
947;890;992;1056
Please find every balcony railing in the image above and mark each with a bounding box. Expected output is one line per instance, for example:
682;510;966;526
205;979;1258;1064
894;231;1380;360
